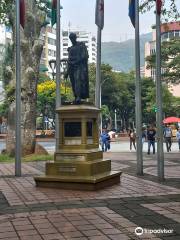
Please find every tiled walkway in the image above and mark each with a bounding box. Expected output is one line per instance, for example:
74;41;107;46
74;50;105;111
0;152;179;239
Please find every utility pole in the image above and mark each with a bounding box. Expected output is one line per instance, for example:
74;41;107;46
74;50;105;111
55;0;61;151
135;0;143;175
15;0;21;176
156;0;164;181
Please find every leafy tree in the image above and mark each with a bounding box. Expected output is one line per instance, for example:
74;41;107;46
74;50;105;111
141;77;180;123
140;0;180;20
37;80;73;128
0;0;52;156
89;64;179;129
89;64;136;130
101;105;111;129
146;38;180;84
0;101;8;118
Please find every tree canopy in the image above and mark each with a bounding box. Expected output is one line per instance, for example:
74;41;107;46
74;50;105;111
146;38;180;84
140;0;180;20
88;64;180;130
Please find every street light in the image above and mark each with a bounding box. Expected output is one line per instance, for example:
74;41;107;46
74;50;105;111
114;109;117;131
100;78;109;132
49;59;56;80
49;59;67;81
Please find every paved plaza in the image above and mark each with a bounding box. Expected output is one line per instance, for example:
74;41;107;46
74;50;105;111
0;152;179;239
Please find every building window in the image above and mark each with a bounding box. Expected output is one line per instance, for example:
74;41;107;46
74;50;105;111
162;32;168;40
63;31;68;36
48;49;56;57
175;30;180;38
169;31;174;39
48;38;56;45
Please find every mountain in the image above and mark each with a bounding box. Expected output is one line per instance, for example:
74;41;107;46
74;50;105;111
101;33;152;72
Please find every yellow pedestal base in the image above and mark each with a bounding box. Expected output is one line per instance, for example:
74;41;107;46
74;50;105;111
34;104;122;190
35;171;121;190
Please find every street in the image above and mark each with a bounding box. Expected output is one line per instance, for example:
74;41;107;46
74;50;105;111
0;139;179;154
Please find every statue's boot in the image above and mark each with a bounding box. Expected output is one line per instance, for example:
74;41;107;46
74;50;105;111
75;97;81;104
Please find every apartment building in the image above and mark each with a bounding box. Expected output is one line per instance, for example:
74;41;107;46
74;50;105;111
144;21;180;97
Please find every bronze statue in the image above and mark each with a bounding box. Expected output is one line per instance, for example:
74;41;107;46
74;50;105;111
65;33;89;104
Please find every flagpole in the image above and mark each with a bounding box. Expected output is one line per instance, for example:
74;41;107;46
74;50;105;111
15;0;21;176
95;26;101;109
135;0;143;175
56;0;61;151
95;0;104;135
156;1;164;181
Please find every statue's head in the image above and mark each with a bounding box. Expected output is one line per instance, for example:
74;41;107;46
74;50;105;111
69;32;77;44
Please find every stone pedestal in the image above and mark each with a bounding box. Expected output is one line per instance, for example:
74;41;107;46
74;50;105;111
34;104;122;190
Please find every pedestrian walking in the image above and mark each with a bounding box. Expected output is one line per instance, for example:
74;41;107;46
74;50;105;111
107;131;111;151
129;129;136;151
100;129;109;152
176;128;180;152
142;128;147;150
163;125;173;152
147;125;156;155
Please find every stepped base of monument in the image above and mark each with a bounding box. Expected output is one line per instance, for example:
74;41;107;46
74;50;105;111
34;171;122;191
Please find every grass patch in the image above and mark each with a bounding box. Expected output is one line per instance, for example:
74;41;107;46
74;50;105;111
23;154;53;162
0;154;53;163
0;154;14;162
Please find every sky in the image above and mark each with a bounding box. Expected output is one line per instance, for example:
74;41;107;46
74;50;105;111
60;0;156;42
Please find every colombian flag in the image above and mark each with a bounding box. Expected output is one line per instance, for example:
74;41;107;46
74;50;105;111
129;0;135;28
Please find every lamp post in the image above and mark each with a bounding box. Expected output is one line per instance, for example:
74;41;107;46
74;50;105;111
114;109;117;131
49;59;58;148
44;104;49;130
49;59;56;81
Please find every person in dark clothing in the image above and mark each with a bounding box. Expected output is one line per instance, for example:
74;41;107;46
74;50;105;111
163;125;173;152
147;126;156;154
100;129;109;152
176;128;180;151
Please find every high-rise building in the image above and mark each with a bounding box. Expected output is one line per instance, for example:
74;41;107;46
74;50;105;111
144;21;180;97
41;26;97;77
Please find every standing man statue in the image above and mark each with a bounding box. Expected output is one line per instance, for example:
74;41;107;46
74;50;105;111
65;33;89;104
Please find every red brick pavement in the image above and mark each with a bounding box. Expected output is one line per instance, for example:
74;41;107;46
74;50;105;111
0;152;179;239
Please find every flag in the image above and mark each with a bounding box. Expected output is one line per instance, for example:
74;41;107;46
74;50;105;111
129;0;135;28
95;0;104;29
20;0;25;28
51;0;57;27
156;0;162;15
